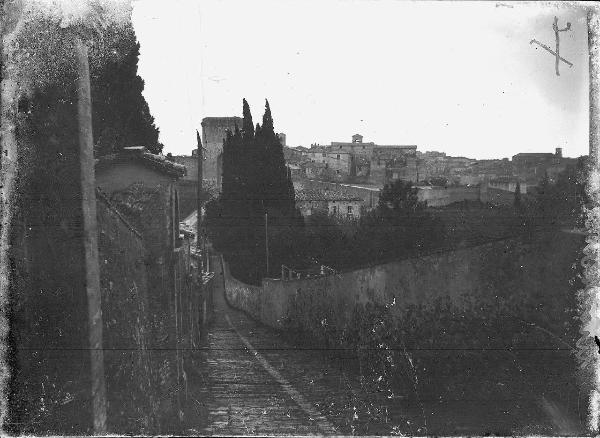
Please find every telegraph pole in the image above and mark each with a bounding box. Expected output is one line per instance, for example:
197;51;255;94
0;0;24;429
590;9;599;160
553;16;571;76
585;7;600;434
530;16;572;76
196;130;203;255
75;36;107;434
196;130;205;337
265;211;269;276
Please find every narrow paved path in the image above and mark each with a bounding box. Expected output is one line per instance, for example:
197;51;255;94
191;256;346;435
182;255;578;436
189;255;415;435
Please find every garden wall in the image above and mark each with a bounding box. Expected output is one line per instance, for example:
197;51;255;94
417;186;482;207
223;239;510;330
96;195;159;433
223;234;583;337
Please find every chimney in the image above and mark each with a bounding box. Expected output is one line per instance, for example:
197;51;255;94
555;147;562;158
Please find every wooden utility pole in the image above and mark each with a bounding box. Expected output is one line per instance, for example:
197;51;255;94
196;131;205;337
75;36;107;434
265;211;269;276
553;16;572;76
585;7;600;434
196;130;203;252
0;0;24;430
590;9;599;160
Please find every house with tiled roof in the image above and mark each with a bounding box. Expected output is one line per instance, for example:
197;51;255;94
295;187;363;220
95;146;186;260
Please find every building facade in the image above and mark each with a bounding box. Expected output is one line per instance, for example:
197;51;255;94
300;135;417;185
201;116;243;188
295;187;363;220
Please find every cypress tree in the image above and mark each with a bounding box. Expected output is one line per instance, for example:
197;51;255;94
242;98;254;141
260;99;293;213
208;98;299;283
253;122;266;207
262;99;274;134
230;125;243;203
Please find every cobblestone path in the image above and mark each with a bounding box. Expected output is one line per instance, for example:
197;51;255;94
188;256;397;436
182;255;581;436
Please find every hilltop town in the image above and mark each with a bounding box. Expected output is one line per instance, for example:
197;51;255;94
3;2;594;437
170;116;581;221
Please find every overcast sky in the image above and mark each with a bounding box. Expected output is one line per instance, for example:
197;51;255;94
131;0;589;159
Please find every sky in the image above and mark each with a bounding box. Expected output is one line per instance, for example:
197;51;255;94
131;0;590;159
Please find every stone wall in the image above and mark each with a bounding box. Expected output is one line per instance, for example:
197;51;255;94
96;195;160;433
171;156;198;182
222;234;583;338
222;258;262;320
98;194;206;433
416;186;482;207
176;179;199;219
223;239;515;330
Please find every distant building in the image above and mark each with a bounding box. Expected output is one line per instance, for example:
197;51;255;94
169;151;210;218
201;116;243;189
487;178;528;194
511;147;562;164
295;188;363;219
277;132;287;147
304;161;327;179
415;152;477;184
295;179;380;210
283;146;310;162
512;147;574;184
300;135;417;185
171;154;198;182
95;146;186;258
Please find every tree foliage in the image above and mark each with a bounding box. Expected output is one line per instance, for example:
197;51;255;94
378;179;425;217
531;159;587;230
206;99;300;284
91;24;163;155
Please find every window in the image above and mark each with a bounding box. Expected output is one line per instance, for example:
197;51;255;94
332;205;338;214
362;145;365;150
322;152;326;157
347;205;353;213
339;146;342;150
336;170;340;174
336;154;340;160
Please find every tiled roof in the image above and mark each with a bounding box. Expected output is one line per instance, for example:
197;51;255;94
295;188;363;202
95;147;187;178
512;153;555;158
